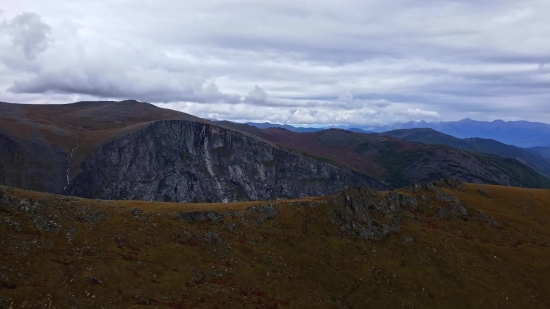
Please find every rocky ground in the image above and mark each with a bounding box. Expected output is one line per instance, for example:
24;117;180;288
0;180;549;308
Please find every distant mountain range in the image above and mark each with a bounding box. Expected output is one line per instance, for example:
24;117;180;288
381;128;550;178
244;122;373;134
220;122;550;189
1;100;549;204
370;119;550;148
242;119;550;148
530;147;550;160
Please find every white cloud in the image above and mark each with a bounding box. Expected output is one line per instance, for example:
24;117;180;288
0;0;549;124
403;108;441;120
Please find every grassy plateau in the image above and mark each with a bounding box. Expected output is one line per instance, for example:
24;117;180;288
0;181;549;308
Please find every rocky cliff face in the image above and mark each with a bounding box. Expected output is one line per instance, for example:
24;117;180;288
67;120;384;202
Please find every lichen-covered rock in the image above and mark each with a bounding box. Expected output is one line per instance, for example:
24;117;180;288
384;191;419;212
33;215;60;232
331;187;414;240
424;183;439;192
423;181;462;205
130;208;148;220
477;189;492;198
4;218;21;231
203;231;223;244
76;208;107;223
450;204;468;217
337;187;380;222
357;219;401;241
247;204;278;220
477;210;502;228
403;236;414;245
436;190;461;204
433;179;466;191
336;187;419;220
179;211;223;223
438;208;449;219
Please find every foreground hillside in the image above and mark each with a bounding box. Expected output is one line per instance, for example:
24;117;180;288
1;181;549;308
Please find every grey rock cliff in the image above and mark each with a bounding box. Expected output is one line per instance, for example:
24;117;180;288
67;120;384;202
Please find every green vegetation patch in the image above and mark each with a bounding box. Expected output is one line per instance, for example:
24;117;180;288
294;150;339;166
179;151;194;162
263;159;277;168
474;153;550;189
212;146;231;158
376;141;421;188
0;207;10;216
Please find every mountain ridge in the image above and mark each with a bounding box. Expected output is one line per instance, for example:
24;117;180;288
1;100;549;204
381;128;550;178
370;118;550;148
65;119;384;202
220;122;550;189
0;101;386;202
240;119;550;148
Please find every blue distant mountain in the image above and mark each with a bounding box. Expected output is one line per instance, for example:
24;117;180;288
245;122;322;132
366;119;550;148
244;122;374;134
381;128;550;177
242;119;549;148
529;147;550;160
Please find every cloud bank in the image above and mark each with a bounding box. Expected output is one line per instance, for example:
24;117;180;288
1;0;549;125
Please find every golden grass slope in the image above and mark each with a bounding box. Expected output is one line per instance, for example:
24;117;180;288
0;182;549;308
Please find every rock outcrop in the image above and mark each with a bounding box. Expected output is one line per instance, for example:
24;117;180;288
331;187;419;240
67;120;384;202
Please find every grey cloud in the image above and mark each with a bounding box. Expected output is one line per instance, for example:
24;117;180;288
244;85;268;104
9;70;241;104
1;0;550;124
372;101;392;108
5;13;52;59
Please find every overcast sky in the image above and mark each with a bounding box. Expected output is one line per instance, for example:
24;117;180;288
1;0;549;125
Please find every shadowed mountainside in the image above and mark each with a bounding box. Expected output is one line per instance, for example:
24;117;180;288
529;147;550;160
381;128;550;177
0;100;206;194
1;100;549;203
1;180;549;308
219;122;550;189
0;101;384;202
